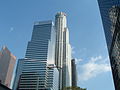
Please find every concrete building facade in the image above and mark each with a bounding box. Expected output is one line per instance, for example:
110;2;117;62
0;46;16;88
55;12;72;89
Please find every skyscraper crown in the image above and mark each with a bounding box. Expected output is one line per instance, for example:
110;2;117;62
34;20;53;25
55;12;66;17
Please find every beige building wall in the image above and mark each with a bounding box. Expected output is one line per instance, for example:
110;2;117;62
0;46;16;88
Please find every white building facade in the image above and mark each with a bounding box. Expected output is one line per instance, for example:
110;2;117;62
55;12;72;89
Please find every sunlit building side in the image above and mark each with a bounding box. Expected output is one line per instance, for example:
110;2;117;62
55;12;72;89
0;46;16;88
13;21;59;90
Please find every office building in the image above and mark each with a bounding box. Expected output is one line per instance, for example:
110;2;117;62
13;21;59;90
0;46;16;88
55;12;72;89
13;59;59;90
71;59;77;87
97;0;120;90
12;59;24;90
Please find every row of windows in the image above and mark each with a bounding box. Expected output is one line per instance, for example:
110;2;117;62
32;34;51;38
22;70;46;73
26;47;48;51
27;44;48;49
27;43;49;46
28;41;48;45
20;79;45;83
23;60;47;63
26;52;48;54
25;57;47;60
23;63;47;66
26;49;48;54
25;55;47;57
22;65;46;68
21;73;46;75
20;77;46;81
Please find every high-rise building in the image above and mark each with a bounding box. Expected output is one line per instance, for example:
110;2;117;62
13;21;59;90
97;0;120;90
71;59;77;87
13;12;72;90
12;59;24;90
14;59;59;90
55;12;72;89
0;46;16;88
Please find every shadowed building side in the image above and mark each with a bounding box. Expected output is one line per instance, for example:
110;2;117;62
0;83;11;90
97;0;120;90
71;59;77;87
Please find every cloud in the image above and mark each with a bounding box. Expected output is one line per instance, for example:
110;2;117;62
77;55;111;82
75;58;83;64
71;46;75;54
9;27;14;32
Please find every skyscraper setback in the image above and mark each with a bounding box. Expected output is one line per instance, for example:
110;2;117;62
13;12;72;90
13;21;59;90
0;46;16;88
55;12;72;89
97;0;120;90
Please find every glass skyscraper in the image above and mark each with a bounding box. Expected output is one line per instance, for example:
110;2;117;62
13;21;59;90
13;12;72;90
97;0;120;90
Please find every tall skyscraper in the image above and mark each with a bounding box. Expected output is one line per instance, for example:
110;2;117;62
13;12;72;90
13;21;59;90
0;46;16;88
71;59;77;87
97;0;120;90
55;12;72;89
